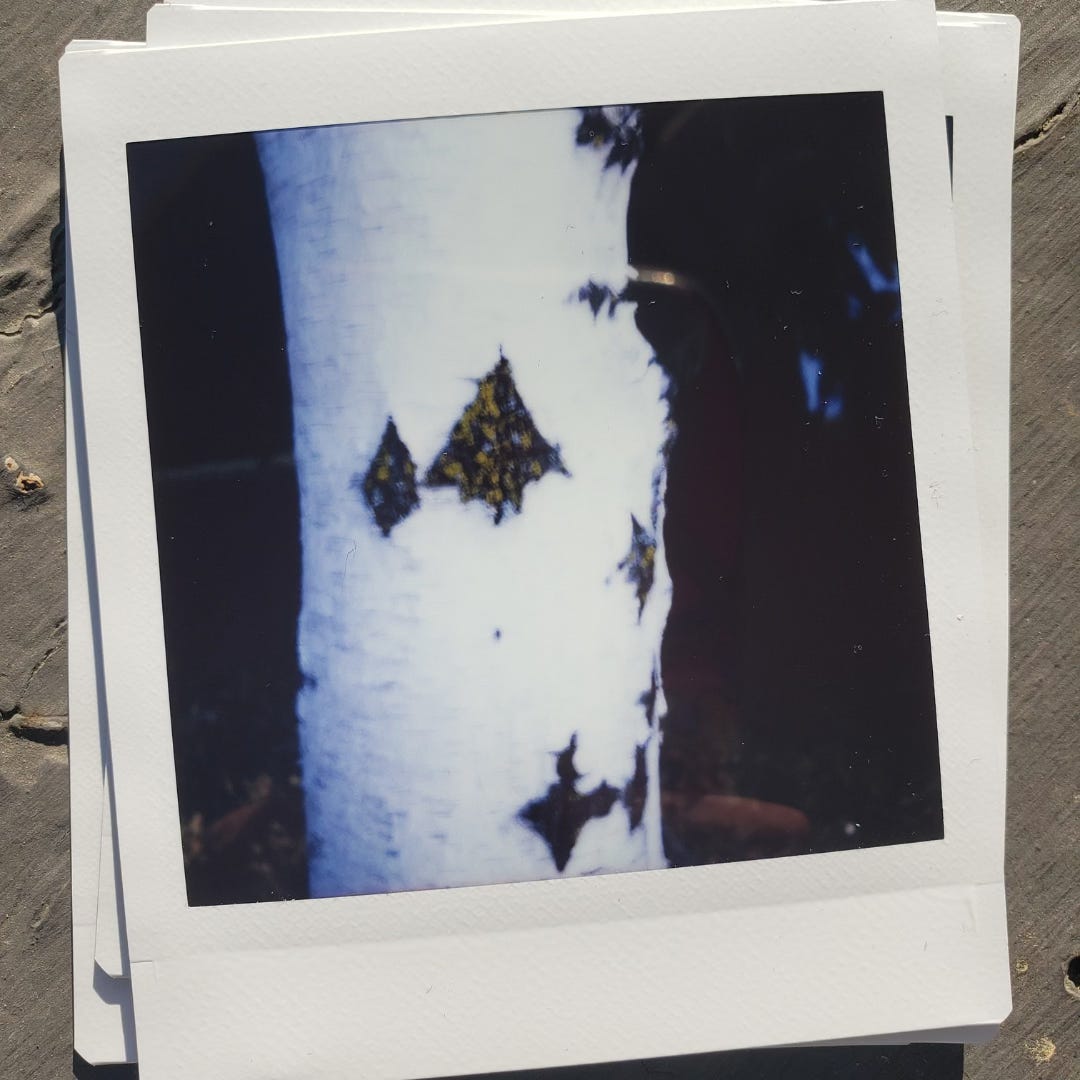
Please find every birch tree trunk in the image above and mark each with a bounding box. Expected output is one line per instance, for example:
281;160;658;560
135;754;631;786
256;108;672;898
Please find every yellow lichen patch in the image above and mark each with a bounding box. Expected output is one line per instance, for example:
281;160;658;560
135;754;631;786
1026;1036;1055;1064
355;416;420;536
425;353;566;524
3;456;18;472
1015;959;1029;975
619;515;657;617
640;543;656;576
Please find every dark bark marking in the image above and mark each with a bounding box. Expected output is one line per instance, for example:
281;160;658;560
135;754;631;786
425;353;567;524
575;106;644;172
354;416;420;536
576;279;625;319
624;743;648;831
519;733;619;872
639;666;659;728
618;515;657;617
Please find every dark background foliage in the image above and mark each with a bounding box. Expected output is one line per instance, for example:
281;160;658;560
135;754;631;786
623;94;941;863
127;134;306;905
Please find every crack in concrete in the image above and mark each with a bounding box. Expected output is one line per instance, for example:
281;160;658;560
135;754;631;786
21;643;60;700
0;303;58;338
1014;90;1080;156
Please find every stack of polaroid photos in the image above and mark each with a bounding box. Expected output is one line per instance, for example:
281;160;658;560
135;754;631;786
61;2;1020;1076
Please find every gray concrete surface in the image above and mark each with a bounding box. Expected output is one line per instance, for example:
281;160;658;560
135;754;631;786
0;1;1076;1077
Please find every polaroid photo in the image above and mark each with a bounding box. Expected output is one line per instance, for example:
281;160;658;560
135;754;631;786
113;0;1015;967
142;0;836;47
65;208;138;1068
63;38;141;1069
61;4;1010;1076
144;5;540;44
156;0;772;10
937;11;1020;824
76;9;1022;1057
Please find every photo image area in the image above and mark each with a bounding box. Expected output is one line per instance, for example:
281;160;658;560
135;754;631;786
126;91;941;907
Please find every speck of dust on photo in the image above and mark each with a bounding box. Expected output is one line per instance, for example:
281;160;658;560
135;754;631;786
126;91;942;907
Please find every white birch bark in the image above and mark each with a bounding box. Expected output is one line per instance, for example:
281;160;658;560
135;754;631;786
256;108;671;898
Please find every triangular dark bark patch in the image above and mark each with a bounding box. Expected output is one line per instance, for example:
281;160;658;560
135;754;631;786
354;416;420;536
425;353;567;524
